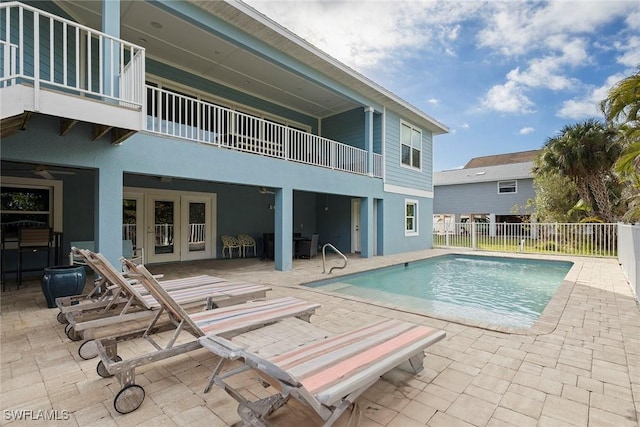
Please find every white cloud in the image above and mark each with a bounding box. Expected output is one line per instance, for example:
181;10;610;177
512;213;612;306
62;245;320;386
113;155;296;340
557;99;599;119
428;98;440;106
519;127;535;135
461;122;469;129
477;1;635;57
481;81;535;114
616;35;640;67
557;73;627;119
244;0;483;71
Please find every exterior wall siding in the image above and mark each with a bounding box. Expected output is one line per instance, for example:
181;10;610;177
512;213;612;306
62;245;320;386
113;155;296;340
434;179;535;215
382;193;433;254
384;110;433;191
322;108;365;150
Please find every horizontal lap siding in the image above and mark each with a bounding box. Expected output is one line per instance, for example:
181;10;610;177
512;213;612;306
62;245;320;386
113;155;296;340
322;109;365;149
434;179;535;215
384;110;433;191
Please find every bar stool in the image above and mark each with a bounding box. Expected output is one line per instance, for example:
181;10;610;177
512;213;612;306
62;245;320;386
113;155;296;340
17;228;52;289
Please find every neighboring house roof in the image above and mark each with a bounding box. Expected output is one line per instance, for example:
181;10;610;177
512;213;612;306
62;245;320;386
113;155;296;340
434;162;534;186
464;150;541;168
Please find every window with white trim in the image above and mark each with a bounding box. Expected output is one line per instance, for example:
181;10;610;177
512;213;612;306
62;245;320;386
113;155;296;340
400;122;422;169
497;180;517;194
0;177;63;233
405;199;418;235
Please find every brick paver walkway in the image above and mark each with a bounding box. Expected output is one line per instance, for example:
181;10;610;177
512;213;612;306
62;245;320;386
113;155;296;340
1;249;638;426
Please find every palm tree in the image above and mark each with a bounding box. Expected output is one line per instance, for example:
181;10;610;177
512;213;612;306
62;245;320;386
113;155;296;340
602;68;640;222
601;67;640;132
536;119;621;223
614;140;640;221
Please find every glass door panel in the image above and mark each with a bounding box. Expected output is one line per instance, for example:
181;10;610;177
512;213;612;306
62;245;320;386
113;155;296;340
181;196;212;260
122;198;138;249
188;202;205;252
154;200;174;254
146;195;180;263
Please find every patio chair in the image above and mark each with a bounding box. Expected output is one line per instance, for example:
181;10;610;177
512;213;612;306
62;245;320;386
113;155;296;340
61;249;271;356
221;235;242;258
296;233;319;259
237;234;257;257
200;319;446;426
94;258;321;415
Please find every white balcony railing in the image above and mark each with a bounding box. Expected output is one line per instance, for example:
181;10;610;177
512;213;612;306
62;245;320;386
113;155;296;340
1;2;381;179
0;2;145;108
146;85;383;178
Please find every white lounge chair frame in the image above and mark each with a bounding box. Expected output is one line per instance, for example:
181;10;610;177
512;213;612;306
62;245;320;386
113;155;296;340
200;319;446;426
57;247;226;323
96;258;320;415
62;250;271;350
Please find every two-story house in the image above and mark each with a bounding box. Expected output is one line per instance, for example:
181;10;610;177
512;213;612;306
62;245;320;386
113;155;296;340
433;150;539;236
0;0;448;276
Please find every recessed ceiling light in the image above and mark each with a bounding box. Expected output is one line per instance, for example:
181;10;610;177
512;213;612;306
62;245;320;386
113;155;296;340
139;38;147;44
150;21;163;29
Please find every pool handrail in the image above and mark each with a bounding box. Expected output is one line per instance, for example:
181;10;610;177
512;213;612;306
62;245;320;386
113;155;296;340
322;243;347;274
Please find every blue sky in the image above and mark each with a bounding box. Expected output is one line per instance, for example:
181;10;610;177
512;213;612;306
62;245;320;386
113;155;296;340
245;0;640;171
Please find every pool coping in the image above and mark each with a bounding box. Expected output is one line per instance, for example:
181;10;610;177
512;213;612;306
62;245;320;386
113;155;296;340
296;250;584;335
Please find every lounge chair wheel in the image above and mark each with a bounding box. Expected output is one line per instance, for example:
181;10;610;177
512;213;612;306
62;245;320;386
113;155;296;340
56;312;68;324
114;384;145;414
65;325;82;341
78;340;99;360
96;356;122;378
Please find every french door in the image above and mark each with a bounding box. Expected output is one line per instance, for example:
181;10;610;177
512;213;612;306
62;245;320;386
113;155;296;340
125;188;216;264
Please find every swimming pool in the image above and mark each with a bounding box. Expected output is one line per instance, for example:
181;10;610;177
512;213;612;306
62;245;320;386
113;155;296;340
307;254;573;329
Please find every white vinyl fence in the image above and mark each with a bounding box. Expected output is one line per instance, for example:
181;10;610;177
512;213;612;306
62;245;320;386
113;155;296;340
433;222;618;257
618;223;640;303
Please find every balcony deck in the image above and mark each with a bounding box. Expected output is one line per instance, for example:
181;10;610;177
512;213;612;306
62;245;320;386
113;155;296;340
1;2;382;178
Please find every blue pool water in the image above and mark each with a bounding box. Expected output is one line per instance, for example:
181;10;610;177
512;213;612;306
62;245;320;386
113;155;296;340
308;254;573;328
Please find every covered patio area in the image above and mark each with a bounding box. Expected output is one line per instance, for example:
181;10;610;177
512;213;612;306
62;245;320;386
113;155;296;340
1;249;639;426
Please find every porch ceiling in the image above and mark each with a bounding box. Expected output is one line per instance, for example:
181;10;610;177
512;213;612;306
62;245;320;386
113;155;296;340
53;0;359;119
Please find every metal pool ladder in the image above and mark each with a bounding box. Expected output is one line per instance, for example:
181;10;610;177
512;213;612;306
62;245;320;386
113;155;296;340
322;243;347;274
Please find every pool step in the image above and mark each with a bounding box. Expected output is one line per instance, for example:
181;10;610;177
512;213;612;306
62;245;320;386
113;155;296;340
319;282;352;292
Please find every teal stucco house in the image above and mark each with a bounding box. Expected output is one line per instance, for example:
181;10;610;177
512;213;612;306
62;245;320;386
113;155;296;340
1;0;448;273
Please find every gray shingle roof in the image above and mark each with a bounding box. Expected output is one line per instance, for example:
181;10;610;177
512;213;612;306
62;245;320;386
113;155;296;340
434;162;534;186
464;150;541;168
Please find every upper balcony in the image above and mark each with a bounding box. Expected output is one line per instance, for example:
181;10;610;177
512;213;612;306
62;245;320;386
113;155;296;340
0;1;384;178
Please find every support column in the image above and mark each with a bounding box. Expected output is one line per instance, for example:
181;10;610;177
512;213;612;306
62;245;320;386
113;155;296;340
360;197;374;258
102;0;120;98
95;165;123;268
489;213;496;237
274;187;293;271
364;107;374;176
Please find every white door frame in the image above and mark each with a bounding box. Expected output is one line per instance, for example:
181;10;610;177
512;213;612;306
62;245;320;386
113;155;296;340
145;193;181;264
181;194;215;261
125;187;217;264
351;198;361;253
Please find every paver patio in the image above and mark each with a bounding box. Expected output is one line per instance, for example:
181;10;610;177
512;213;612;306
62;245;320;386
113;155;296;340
1;249;639;426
